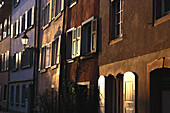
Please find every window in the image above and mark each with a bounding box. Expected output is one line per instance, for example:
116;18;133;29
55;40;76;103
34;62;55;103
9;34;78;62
8;16;11;36
16;85;20;105
13;20;19;37
21;85;26;105
10;86;14;103
3;85;7;100
46;43;52;68
3;19;7;39
110;0;123;40
55;0;62;16
0;23;2;41
42;3;50;27
82;19;97;55
22;13;26;32
12;53;19;71
13;0;19;7
39;47;46;70
51;36;61;66
39;36;61;70
21;48;33;68
155;0;170;19
27;6;34;28
0;51;9;72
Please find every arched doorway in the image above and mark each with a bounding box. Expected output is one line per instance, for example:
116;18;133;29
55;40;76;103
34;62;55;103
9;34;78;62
150;68;170;113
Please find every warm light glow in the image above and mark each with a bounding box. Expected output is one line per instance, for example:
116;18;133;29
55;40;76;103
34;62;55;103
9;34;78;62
124;72;135;82
21;34;29;47
98;75;105;113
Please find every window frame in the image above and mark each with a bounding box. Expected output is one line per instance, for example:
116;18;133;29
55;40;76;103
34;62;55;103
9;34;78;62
13;0;20;8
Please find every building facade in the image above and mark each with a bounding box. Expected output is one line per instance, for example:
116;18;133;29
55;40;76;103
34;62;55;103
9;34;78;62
64;0;99;112
8;0;36;112
98;0;170;113
0;0;11;111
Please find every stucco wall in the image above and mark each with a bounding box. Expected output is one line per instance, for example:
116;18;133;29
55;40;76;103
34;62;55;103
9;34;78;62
99;0;170;66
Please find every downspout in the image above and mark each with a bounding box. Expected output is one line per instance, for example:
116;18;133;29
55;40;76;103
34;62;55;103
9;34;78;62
33;0;40;112
59;0;68;112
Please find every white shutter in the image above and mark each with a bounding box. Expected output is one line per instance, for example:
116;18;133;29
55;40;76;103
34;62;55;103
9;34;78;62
39;49;42;71
123;72;136;113
16;19;19;36
19;52;22;68
72;28;76;58
98;76;105;113
11;24;13;38
91;19;97;53
61;0;64;11
45;45;49;68
3;19;7;38
49;0;52;22
8;16;11;36
20;16;22;33
56;36;61;64
6;51;9;71
25;11;28;30
76;26;81;57
31;6;34;25
16;53;19;69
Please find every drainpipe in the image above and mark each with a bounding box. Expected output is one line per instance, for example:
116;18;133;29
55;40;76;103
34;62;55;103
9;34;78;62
59;0;69;112
33;0;40;112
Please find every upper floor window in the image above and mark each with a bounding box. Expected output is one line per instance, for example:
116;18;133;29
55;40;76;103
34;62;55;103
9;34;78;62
21;48;33;68
39;36;61;71
12;52;19;71
0;16;10;41
66;18;97;60
110;0;123;40
0;51;9;72
13;0;20;7
155;0;170;19
42;2;50;27
0;24;2;41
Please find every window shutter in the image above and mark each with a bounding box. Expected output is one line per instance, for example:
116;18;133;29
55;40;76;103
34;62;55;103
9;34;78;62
16;53;19;69
91;19;97;53
4;53;6;71
18;52;21;68
16;20;19;36
46;45;50;68
25;11;28;30
61;0;64;11
49;0;52;22
42;9;45;27
1;54;4;71
11;24;13;38
31;6;34;25
57;36;61;64
8;16;11;36
123;72;136;113
0;24;2;41
49;43;52;66
0;55;1;72
72;28;76;58
3;19;7;38
39;49;42;71
76;26;81;57
20;16;22;33
6;51;9;70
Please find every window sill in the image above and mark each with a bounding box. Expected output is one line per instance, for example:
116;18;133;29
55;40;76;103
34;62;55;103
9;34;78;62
11;68;18;72
42;23;50;30
27;25;34;31
54;12;62;21
154;14;170;26
109;36;123;45
21;65;31;69
67;59;75;63
51;65;58;70
39;68;47;73
80;54;93;60
69;0;77;9
14;34;19;38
